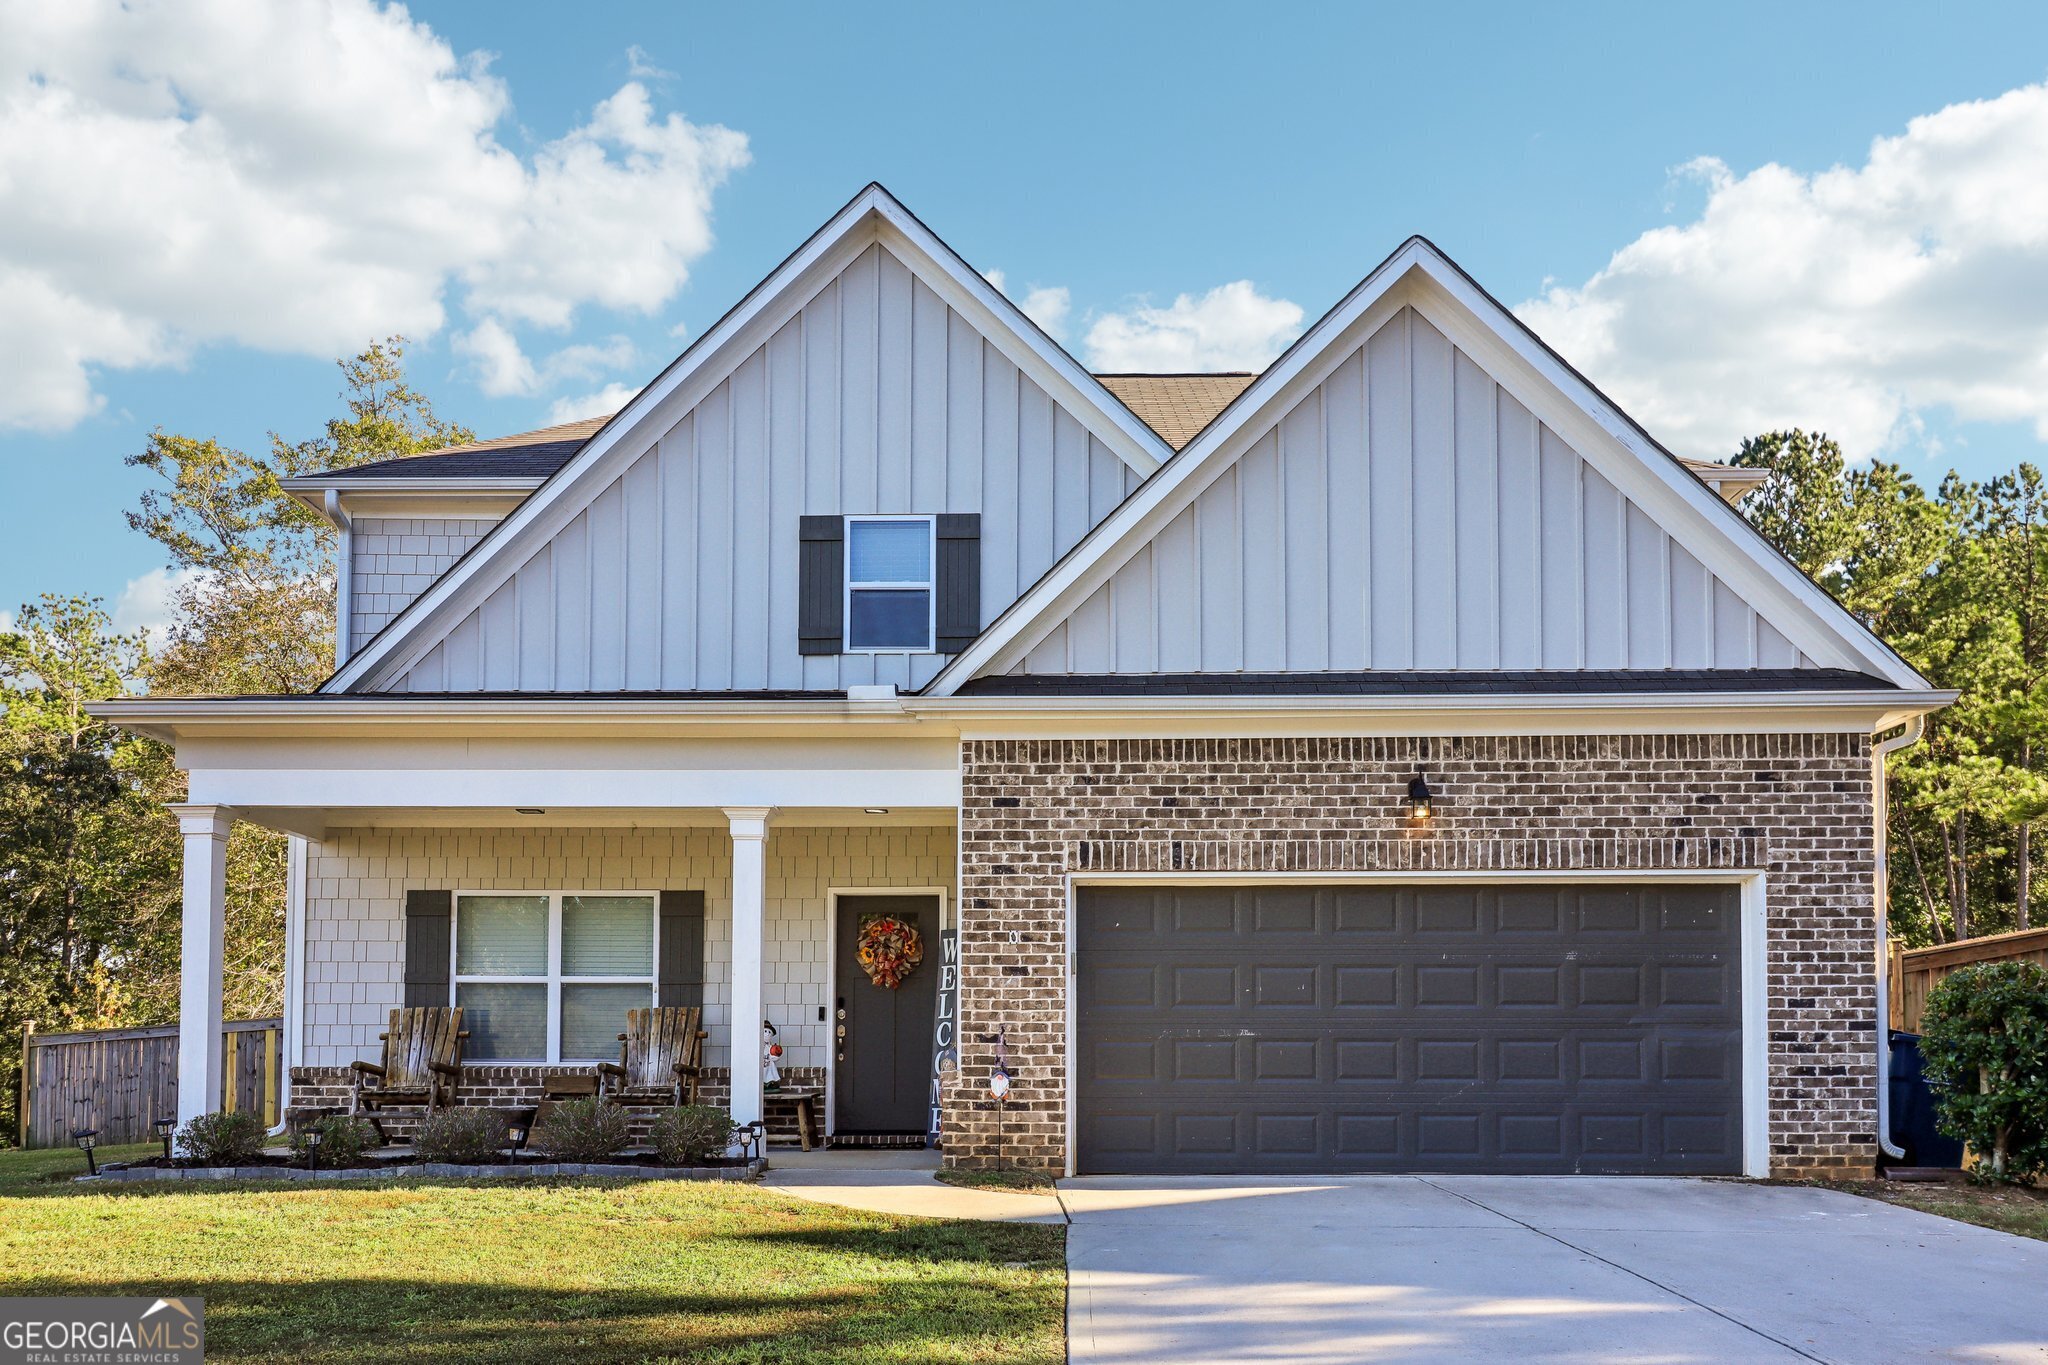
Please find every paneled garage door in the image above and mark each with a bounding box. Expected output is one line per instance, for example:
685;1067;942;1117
1075;882;1744;1175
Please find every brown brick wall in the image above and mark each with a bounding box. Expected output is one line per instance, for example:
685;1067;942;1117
947;734;1877;1179
288;1065;824;1145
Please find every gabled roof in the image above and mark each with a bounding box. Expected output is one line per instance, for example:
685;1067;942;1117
922;235;1932;696
321;183;1180;694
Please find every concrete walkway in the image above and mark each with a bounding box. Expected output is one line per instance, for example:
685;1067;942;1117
759;1152;1065;1224
1062;1175;2048;1364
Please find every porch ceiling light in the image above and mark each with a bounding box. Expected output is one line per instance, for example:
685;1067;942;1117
153;1115;176;1161
72;1127;99;1176
864;808;889;815
515;808;545;815
1406;773;1434;823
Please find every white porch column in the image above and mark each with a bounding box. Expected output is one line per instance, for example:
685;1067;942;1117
171;804;236;1126
724;807;773;1129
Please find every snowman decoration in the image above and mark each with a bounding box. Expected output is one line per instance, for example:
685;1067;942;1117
762;1020;783;1092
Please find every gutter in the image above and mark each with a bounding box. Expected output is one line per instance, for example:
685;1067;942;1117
322;490;352;665
1872;714;1929;1163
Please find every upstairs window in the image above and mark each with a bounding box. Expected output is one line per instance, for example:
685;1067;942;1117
845;516;935;652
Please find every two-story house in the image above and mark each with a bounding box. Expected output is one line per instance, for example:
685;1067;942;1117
99;185;1951;1177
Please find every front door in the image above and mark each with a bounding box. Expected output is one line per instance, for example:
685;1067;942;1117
834;894;940;1133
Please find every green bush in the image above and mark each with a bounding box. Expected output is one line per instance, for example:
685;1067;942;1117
649;1105;736;1165
412;1108;509;1164
1920;961;2048;1185
176;1110;267;1166
289;1114;377;1168
529;1098;631;1163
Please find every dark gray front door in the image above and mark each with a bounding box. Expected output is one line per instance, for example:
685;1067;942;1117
834;895;940;1133
1076;882;1743;1175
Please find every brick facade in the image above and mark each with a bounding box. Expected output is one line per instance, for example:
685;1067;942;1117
288;1064;826;1145
947;734;1878;1179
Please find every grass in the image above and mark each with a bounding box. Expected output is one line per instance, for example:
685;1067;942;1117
0;1141;160;1192
0;1145;1065;1364
1829;1177;2048;1242
934;1167;1060;1196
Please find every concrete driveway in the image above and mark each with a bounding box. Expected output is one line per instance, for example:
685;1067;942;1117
1062;1176;2048;1364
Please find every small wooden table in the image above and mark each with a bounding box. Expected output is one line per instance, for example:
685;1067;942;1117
766;1086;823;1150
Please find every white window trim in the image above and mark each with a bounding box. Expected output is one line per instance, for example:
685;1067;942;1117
450;890;662;1063
844;514;937;654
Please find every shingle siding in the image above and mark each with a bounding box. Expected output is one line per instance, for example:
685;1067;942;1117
348;517;498;647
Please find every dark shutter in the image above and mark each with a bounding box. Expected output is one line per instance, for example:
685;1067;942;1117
402;889;452;1008
658;890;706;1009
798;515;845;655
935;513;982;653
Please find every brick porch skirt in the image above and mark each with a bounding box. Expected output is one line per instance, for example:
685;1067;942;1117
288;1065;826;1146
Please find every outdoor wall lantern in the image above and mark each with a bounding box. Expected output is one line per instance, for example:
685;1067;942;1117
72;1127;99;1176
153;1115;177;1161
301;1124;323;1170
1406;772;1435;823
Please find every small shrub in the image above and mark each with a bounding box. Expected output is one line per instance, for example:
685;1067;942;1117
412;1108;509;1165
529;1098;631;1162
289;1114;377;1168
176;1110;267;1166
1920;961;2048;1185
649;1105;736;1165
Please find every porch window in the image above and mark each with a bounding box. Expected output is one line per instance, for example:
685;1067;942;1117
845;515;935;652
452;892;656;1061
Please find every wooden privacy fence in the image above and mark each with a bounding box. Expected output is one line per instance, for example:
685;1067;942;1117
17;1019;282;1149
1891;926;2048;1033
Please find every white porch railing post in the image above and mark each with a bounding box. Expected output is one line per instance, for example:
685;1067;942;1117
725;807;773;1129
170;804;236;1127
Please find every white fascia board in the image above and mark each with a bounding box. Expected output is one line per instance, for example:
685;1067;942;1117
914;688;1954;739
924;240;1434;693
864;197;1167;479
189;764;959;813
323;184;1173;696
1400;257;1930;689
926;237;1930;694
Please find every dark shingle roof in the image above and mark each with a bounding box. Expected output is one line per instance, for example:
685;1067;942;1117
336;416;610;480
954;669;1898;697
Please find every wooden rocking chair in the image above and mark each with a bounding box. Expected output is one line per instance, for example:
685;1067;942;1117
597;1007;707;1108
348;1007;468;1137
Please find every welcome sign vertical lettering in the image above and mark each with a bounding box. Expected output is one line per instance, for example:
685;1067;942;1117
928;928;958;1143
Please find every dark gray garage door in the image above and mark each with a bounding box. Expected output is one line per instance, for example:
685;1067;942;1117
1076;882;1743;1175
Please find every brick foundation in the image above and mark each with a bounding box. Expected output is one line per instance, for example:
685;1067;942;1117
947;734;1878;1179
288;1064;826;1146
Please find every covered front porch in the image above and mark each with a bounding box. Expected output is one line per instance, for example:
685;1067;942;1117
154;714;962;1139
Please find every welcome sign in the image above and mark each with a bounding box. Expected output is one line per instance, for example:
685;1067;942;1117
927;928;958;1143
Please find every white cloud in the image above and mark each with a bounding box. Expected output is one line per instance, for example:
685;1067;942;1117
113;565;203;650
548;382;637;425
625;45;673;81
453;319;635;398
1516;81;2048;461
981;268;1072;342
0;608;14;636
1083;281;1303;372
0;0;748;431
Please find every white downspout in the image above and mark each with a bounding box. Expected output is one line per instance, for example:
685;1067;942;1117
1873;714;1928;1163
271;833;308;1136
323;489;353;666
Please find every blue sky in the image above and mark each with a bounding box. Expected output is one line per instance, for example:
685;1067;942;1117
6;1;2048;637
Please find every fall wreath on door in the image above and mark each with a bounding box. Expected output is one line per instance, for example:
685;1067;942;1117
856;913;924;989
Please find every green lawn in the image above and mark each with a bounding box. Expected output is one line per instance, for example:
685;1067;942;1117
0;1146;1065;1364
1828;1178;2048;1242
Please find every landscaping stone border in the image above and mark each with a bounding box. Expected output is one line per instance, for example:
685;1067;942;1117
80;1158;765;1184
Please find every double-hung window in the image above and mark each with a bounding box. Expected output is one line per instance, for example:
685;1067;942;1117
452;892;656;1061
845;515;935;652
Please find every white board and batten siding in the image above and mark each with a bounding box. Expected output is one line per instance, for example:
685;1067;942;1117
389;243;1138;694
1019;307;1816;676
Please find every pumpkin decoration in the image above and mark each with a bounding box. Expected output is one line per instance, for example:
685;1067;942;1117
856;914;924;989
